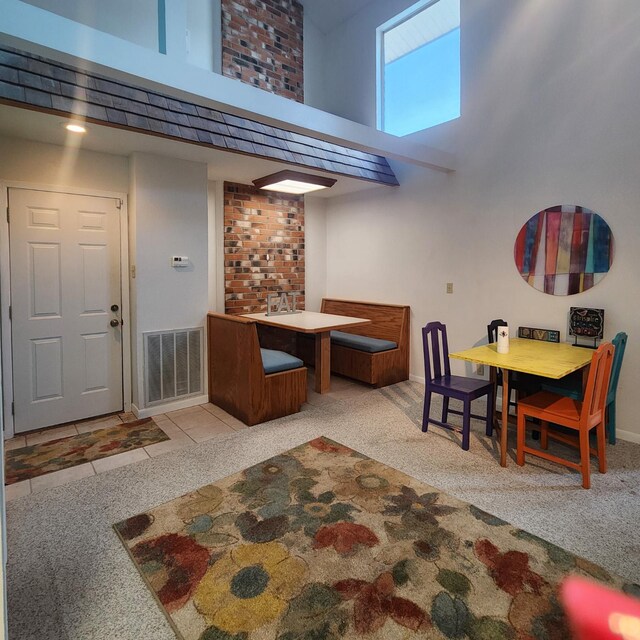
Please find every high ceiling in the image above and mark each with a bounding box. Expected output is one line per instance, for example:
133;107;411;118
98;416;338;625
299;0;375;34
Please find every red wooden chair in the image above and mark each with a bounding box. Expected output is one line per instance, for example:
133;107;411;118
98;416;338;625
516;342;614;489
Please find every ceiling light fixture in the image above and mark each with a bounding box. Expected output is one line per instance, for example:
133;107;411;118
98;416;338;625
65;123;86;133
253;170;337;195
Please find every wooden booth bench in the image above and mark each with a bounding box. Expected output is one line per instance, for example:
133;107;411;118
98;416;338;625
207;313;307;426
298;299;410;388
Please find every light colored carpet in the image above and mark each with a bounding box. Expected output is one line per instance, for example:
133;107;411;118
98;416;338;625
6;381;640;639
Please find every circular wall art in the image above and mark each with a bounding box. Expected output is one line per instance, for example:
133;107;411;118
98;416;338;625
514;205;614;296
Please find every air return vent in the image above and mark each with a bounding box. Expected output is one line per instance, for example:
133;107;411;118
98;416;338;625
144;327;203;406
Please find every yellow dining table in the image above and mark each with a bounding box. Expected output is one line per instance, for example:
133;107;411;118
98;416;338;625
449;338;594;467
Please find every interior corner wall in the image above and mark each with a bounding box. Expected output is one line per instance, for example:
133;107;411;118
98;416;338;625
302;18;326;111
303;195;327;311
186;0;220;72
129;153;209;409
323;0;640;441
315;0;416;126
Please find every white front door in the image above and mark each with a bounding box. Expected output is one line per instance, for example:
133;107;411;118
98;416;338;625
8;188;123;433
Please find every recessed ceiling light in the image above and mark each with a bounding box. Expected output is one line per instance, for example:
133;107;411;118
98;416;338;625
253;170;337;194
65;123;86;133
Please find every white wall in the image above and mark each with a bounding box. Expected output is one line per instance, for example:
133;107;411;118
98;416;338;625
303;195;327;311
0;141;211;415
302;18;326;112
186;0;221;72
323;0;640;441
314;0;416;126
21;0;158;50
128;153;209;409
0;137;129;192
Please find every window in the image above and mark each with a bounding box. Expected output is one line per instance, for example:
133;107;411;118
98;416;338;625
377;0;460;137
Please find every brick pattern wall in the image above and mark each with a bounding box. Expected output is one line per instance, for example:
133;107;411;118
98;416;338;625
221;0;304;102
224;182;304;314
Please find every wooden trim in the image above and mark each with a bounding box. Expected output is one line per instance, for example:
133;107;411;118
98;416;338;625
322;298;410;310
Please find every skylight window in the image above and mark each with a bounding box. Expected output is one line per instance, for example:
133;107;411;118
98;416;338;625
377;0;460;137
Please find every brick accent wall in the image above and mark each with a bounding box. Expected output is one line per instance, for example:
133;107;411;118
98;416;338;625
221;0;304;102
224;182;305;314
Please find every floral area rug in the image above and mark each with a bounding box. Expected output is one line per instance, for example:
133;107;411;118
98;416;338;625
114;437;638;640
5;418;168;485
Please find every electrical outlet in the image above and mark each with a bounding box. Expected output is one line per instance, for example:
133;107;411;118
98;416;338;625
446;282;453;294
477;364;485;376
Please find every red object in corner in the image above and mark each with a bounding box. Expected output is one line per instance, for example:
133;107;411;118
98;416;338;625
561;576;640;640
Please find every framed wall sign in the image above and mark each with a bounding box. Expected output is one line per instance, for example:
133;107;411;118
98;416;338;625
518;327;560;343
514;205;614;296
569;307;604;347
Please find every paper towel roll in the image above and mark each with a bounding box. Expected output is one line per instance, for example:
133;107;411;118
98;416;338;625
497;326;510;354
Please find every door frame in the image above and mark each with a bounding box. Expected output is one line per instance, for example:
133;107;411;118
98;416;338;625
0;181;132;439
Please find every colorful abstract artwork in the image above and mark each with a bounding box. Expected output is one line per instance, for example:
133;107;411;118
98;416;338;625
115;437;637;639
514;206;614;296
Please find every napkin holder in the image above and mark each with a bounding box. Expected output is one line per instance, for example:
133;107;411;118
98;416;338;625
497;326;510;354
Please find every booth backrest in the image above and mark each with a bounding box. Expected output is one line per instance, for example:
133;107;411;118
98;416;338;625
207;312;307;425
207;313;263;393
321;299;409;345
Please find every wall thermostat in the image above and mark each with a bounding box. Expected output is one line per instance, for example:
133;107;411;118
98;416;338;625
171;256;190;267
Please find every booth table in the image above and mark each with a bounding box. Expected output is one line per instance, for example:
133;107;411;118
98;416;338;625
243;311;371;394
449;339;593;466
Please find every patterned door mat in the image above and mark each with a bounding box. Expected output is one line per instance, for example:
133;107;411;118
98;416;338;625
5;418;169;485
114;437;638;639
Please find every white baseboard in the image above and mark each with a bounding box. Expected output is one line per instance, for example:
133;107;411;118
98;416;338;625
132;394;209;419
616;429;640;444
409;374;425;385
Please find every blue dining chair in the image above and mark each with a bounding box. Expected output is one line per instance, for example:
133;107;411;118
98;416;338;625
605;332;628;444
540;331;627;444
422;322;494;451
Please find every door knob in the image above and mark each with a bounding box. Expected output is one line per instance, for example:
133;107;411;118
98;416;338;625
110;319;120;327
111;304;119;312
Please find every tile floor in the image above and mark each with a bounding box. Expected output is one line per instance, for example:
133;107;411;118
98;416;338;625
3;372;372;501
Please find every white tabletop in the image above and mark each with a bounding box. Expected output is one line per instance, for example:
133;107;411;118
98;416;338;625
243;310;371;334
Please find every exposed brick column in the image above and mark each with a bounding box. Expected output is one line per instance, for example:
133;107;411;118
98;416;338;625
221;0;304;102
224;182;305;314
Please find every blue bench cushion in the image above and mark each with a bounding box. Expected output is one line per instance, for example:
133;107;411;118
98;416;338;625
330;331;397;353
260;348;304;375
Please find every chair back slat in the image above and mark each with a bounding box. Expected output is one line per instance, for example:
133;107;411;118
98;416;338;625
422;322;451;386
581;343;614;424
608;332;628;401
